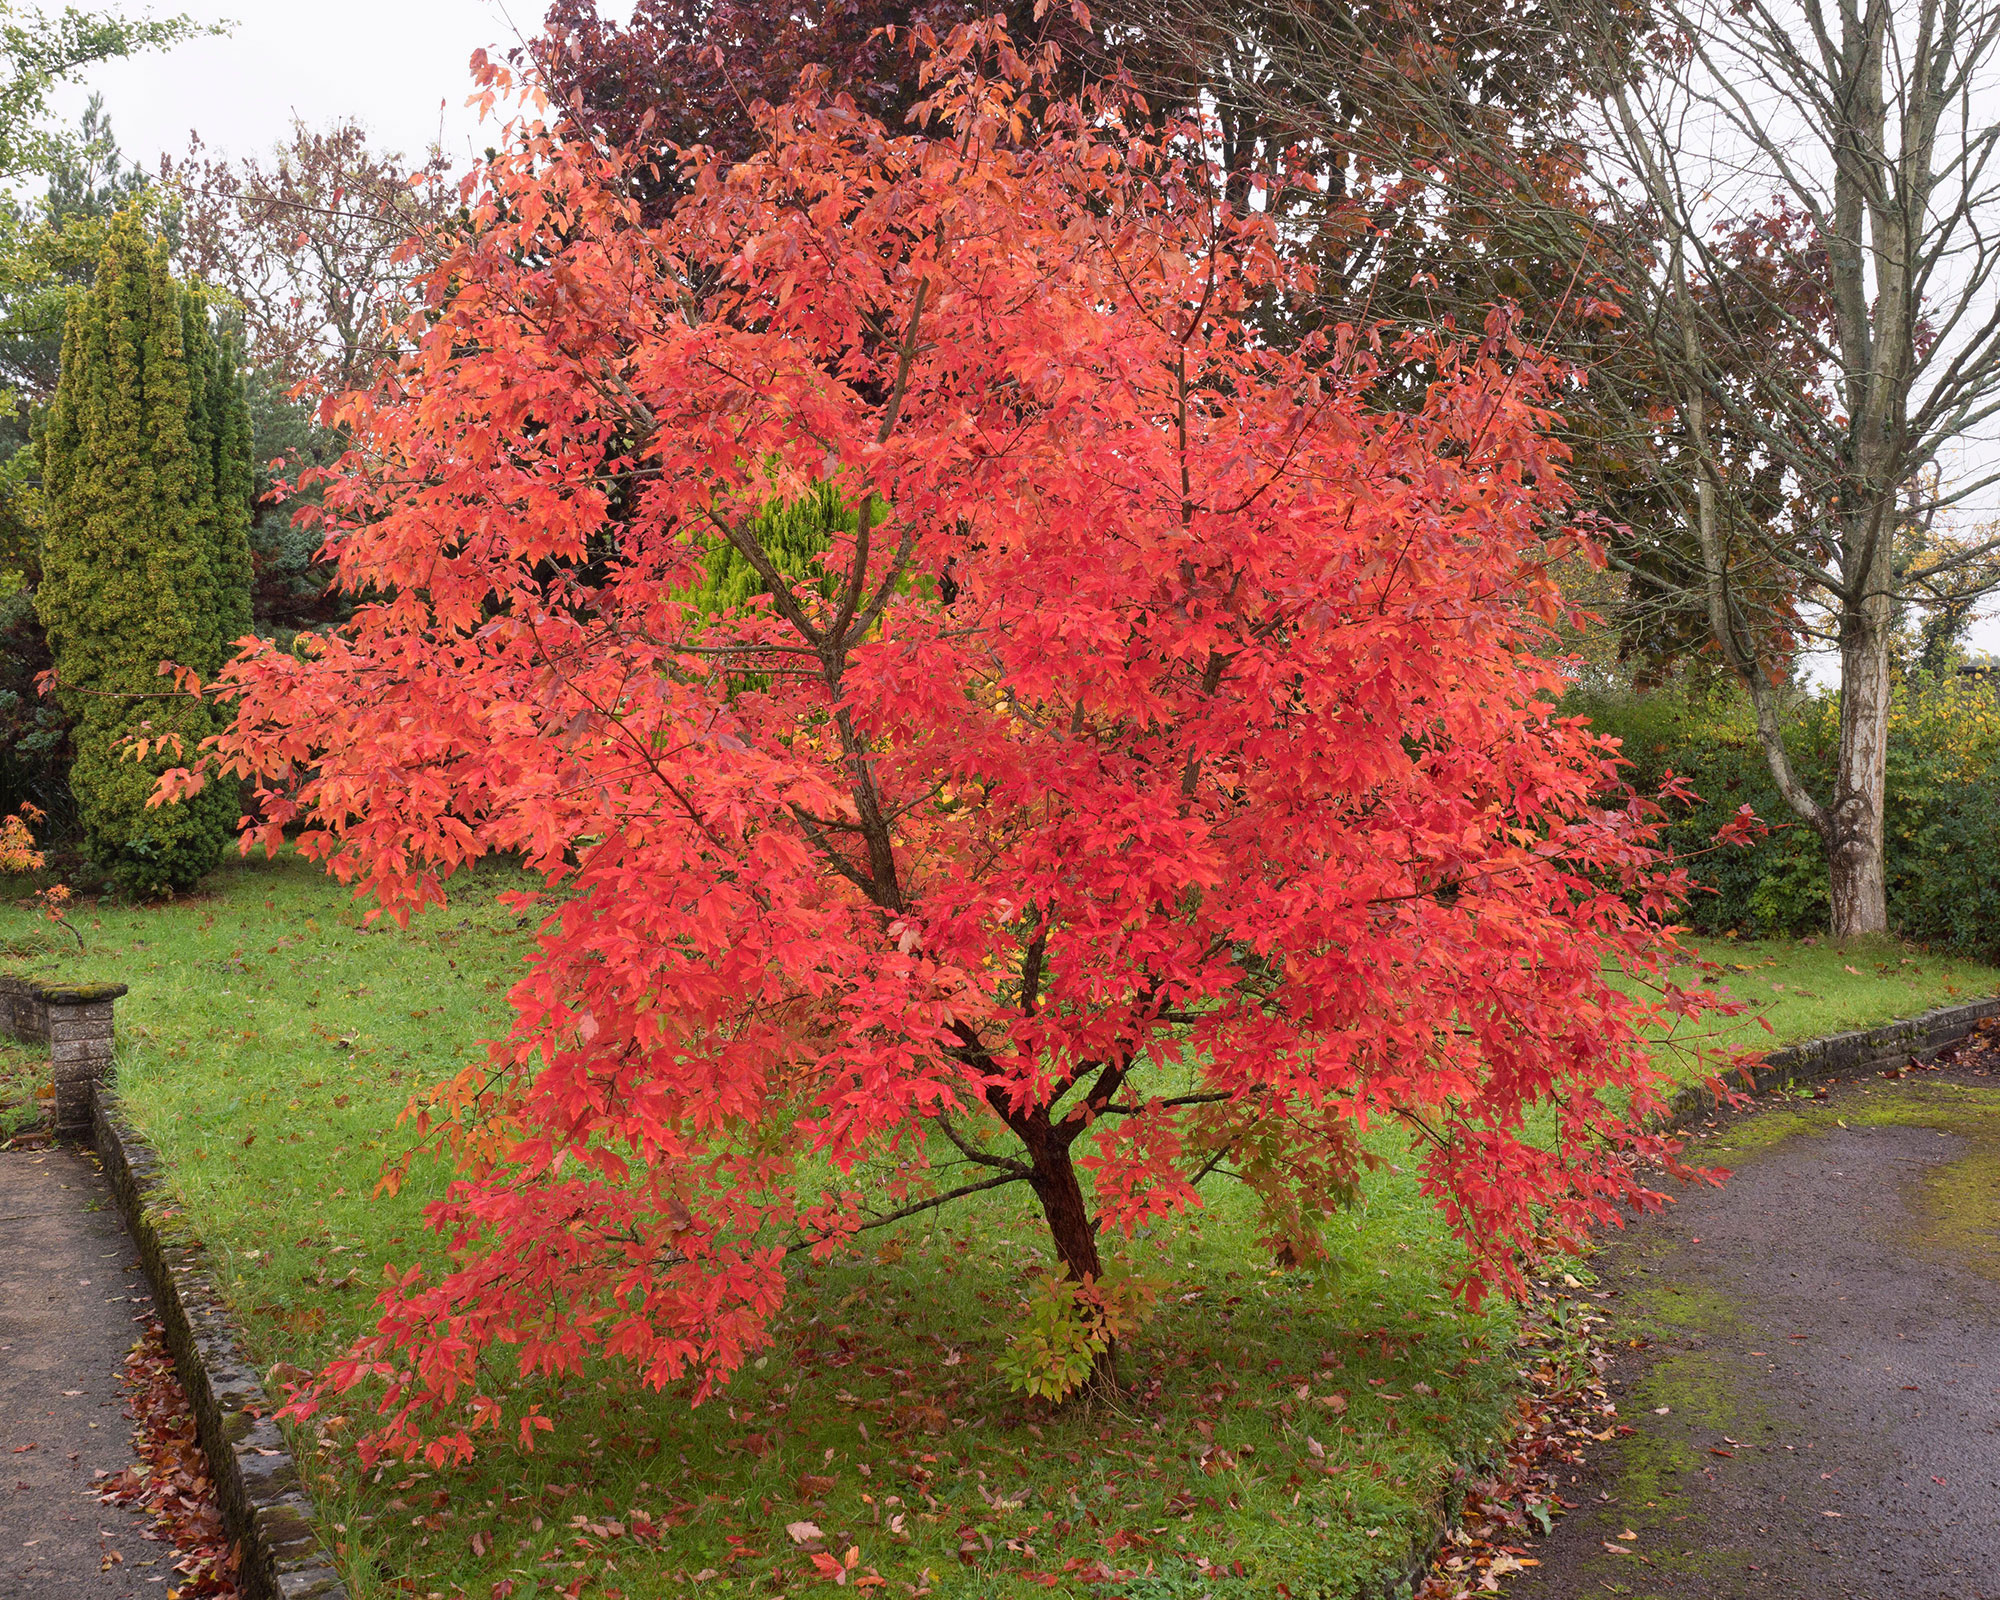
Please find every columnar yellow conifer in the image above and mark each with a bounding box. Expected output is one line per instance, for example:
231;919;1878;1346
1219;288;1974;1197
36;209;251;895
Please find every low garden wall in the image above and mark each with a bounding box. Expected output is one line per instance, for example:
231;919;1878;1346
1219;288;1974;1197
0;975;126;1138
1658;993;2000;1130
1;974;347;1600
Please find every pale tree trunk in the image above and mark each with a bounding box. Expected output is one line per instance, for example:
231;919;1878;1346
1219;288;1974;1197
1828;520;1898;937
1830;628;1892;935
1611;2;1917;946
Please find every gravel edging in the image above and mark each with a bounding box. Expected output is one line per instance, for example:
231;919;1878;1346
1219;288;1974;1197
91;1088;349;1600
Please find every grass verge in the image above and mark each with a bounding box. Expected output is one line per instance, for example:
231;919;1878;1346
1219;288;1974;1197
1626;935;2000;1091
4;855;1995;1598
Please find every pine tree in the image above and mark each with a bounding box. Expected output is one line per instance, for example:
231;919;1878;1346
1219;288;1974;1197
36;208;252;895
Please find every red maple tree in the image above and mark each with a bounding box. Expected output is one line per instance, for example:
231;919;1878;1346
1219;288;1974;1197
168;32;1723;1464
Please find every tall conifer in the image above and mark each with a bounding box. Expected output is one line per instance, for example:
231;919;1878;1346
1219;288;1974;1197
37;209;252;895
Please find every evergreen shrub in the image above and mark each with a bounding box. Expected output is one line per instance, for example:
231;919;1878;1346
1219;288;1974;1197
34;210;252;896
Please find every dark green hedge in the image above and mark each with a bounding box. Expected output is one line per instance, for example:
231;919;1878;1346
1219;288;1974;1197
1569;681;2000;959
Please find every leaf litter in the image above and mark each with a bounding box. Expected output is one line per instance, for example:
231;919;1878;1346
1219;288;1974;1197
1416;1279;1623;1597
94;1318;242;1596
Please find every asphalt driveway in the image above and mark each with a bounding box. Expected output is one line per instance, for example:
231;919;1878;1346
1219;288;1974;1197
1505;1055;2000;1600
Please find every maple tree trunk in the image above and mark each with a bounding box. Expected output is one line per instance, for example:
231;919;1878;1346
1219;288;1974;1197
1026;1136;1104;1285
1830;595;1894;939
1019;1116;1117;1392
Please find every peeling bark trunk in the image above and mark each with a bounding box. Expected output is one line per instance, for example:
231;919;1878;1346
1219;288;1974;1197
1830;586;1894;937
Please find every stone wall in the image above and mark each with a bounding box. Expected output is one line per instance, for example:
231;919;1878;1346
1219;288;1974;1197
1658;992;2000;1130
0;973;48;1040
0;976;127;1137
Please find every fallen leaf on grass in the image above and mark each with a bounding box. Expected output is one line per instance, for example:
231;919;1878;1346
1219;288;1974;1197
786;1520;825;1546
811;1546;863;1585
1414;1278;1630;1598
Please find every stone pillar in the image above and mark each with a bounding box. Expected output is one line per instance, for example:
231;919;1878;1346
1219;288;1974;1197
40;983;127;1139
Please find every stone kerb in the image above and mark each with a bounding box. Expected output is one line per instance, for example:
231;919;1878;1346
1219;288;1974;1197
0;975;127;1137
1658;991;2000;1132
0;966;346;1599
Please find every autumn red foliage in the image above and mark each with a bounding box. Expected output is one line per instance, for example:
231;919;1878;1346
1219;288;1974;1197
166;31;1724;1465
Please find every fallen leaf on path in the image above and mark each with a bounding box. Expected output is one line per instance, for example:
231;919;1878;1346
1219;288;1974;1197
1415;1278;1619;1599
97;1319;239;1596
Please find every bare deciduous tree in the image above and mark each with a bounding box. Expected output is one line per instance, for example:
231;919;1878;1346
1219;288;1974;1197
164;119;455;397
1574;0;2000;936
1148;0;2000;937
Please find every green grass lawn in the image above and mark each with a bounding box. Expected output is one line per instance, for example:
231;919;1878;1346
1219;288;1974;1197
1631;935;2000;1091
0;855;1523;1599
1686;934;1995;1047
3;855;1995;1599
0;1034;48;1141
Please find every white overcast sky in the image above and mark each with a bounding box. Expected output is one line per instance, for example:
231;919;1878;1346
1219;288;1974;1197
50;1;639;171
